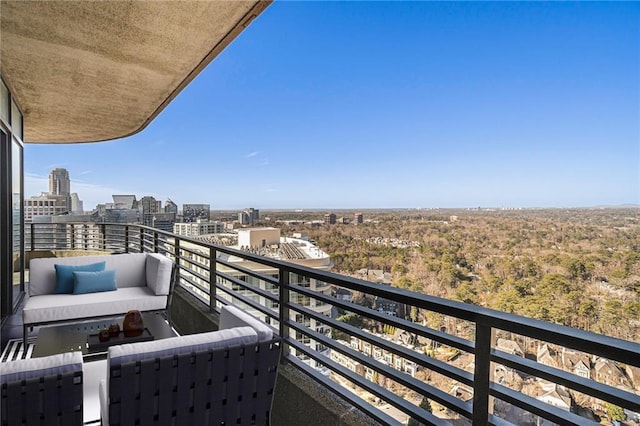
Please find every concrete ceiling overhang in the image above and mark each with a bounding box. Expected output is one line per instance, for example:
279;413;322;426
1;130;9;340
0;0;271;144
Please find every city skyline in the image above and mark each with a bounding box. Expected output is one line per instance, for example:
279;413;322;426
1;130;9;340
24;2;639;210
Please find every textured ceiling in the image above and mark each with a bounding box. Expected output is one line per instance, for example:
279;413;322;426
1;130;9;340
1;0;271;143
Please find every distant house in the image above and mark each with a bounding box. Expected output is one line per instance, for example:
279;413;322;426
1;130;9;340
334;287;353;303
561;349;591;380
536;385;573;412
496;338;525;358
537;344;560;369
624;365;640;391
594;358;630;388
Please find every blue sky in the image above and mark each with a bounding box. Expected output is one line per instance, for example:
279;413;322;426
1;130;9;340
24;1;639;211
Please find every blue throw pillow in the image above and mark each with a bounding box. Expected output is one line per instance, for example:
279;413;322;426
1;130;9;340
54;262;106;294
72;269;117;294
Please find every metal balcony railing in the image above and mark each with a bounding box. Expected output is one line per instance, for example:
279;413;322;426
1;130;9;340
25;222;640;426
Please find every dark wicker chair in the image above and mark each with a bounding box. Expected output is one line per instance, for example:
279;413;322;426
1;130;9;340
100;305;280;426
0;351;83;426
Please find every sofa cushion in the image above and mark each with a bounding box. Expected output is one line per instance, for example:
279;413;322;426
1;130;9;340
72;269;117;294
23;287;168;324
0;352;82;384
108;326;258;367
219;304;273;341
29;254;149;296
145;254;173;296
54;261;106;294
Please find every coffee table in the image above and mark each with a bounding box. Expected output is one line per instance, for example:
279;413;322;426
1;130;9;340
32;312;177;361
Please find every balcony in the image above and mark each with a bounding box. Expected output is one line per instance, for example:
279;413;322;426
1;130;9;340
2;222;637;425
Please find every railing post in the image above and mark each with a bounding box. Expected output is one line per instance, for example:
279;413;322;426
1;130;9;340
153;231;159;254
70;224;75;250
139;228;145;253
173;238;180;290
209;247;216;313
100;224;106;251
473;323;495;426
278;268;290;361
30;222;34;251
124;226;129;253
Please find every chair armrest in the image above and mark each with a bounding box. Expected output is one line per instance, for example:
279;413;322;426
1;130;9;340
219;304;273;341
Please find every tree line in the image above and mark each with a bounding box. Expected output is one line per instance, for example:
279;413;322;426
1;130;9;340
277;208;640;342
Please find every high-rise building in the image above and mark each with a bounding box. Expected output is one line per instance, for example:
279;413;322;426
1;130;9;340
140;196;161;214
24;168;82;221
111;195;137;209
183;204;210;222
70;193;83;214
173;220;224;237
238;207;259;225
164;199;178;214
24;194;71;221
324;213;336;225
354;212;363;225
140;196;160;227
148;212;176;232
48;168;70;196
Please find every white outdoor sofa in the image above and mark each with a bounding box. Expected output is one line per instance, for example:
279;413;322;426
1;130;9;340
99;304;281;426
23;253;174;346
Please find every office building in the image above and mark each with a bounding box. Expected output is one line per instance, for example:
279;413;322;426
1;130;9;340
354;212;364;224
70;193;83;214
48;168;70;196
164;199;178;214
140;196;161;227
147;212;177;233
324;213;336;225
183;204;210;222
239;207;260;225
111;195;137;210
173;220;225;237
24;194;71;222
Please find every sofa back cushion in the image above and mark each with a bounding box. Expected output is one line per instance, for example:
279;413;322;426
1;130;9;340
145;254;173;296
29;253;147;296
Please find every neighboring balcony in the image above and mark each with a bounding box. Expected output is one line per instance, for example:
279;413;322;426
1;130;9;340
14;222;640;425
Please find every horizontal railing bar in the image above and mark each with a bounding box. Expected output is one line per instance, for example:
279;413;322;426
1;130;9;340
290;303;474;388
177;273;211;297
287;286;475;353
287;319;472;417
216;257;280;287
212;287;278;323
179;268;210;287
215;271;279;303
492;350;640;412
286;356;404;425
491;383;597;426
286;338;450;425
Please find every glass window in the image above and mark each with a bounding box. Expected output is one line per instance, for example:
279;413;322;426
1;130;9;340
0;80;8;123
11;100;22;140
